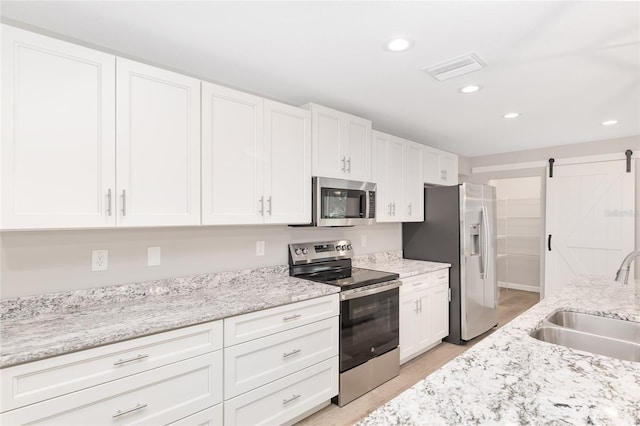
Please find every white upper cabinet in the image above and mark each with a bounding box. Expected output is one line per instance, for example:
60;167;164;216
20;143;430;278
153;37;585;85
263;100;311;224
202;83;311;225
116;58;201;227
404;141;424;221
201;83;264;225
306;103;372;182
423;146;458;186
1;25;116;229
373;131;423;223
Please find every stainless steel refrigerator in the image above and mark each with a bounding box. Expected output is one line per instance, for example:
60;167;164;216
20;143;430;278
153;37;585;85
402;183;498;344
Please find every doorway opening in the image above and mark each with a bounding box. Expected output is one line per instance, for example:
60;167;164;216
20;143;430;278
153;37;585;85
488;177;542;294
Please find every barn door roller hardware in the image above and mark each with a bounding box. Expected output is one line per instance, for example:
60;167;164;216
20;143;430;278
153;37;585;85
625;150;633;173
548;158;555;178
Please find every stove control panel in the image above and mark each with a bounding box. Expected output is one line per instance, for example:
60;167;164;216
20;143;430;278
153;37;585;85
288;239;354;265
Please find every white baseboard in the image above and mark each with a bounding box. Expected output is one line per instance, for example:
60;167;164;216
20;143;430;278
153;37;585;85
498;281;540;293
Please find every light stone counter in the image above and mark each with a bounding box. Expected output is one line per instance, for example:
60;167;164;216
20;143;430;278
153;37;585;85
353;250;451;278
357;276;640;425
0;266;339;368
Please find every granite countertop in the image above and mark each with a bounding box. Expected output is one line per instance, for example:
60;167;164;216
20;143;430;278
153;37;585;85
358;276;640;425
0;266;339;368
353;250;451;278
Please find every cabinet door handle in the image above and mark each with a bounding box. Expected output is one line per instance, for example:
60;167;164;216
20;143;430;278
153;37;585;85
548;234;552;251
388;203;392;215
121;190;127;216
106;189;112;216
259;196;264;216
342;156;347;172
347;157;351;173
112;403;147;418
283;348;301;358
113;354;149;366
419;299;423;313
414;300;420;314
267;196;272;216
392;203;396;216
283;394;301;405
408;203;412;216
283;313;301;321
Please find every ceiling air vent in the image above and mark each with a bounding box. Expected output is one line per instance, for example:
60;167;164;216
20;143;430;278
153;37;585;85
424;53;486;82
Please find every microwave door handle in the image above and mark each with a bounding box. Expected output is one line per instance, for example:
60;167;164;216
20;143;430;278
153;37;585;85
360;193;366;218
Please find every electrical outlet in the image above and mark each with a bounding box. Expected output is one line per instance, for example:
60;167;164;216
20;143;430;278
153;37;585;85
92;250;108;271
256;241;265;256
361;234;367;247
147;247;161;266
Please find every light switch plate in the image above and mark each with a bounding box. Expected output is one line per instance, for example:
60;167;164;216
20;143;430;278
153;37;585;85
147;247;161;266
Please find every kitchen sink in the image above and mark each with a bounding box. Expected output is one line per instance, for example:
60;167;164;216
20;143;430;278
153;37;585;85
547;311;640;343
531;311;640;362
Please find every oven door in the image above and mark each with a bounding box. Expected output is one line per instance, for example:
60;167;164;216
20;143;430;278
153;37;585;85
339;285;399;372
313;177;376;226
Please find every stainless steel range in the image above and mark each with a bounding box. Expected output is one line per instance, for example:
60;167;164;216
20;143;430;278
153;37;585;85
289;239;400;406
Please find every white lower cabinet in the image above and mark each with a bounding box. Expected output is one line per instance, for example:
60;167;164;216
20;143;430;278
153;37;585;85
224;357;338;426
0;296;340;426
399;269;450;364
0;352;223;425
223;293;339;426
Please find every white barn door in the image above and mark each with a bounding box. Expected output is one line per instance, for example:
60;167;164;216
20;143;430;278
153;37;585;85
544;160;635;297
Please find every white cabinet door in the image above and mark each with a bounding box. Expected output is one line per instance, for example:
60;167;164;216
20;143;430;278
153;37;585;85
422;147;440;185
415;291;431;349
264;100;311;224
399;292;418;363
428;283;450;341
404;141;424;222
345;117;372;182
439;153;459;185
1;25;116;229
116;58;200;227
373;131;403;222
310;104;343;179
202;82;264;225
308;104;372;181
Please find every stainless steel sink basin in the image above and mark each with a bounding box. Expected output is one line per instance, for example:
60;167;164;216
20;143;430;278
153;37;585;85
547;311;640;343
531;326;640;362
531;311;640;362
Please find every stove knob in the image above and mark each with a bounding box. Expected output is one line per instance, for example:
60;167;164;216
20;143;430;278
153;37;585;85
302;248;308;255
347;244;352;250
295;248;302;255
337;245;343;251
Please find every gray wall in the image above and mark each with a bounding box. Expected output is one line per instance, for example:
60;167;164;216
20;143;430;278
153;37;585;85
0;223;401;298
466;135;640;280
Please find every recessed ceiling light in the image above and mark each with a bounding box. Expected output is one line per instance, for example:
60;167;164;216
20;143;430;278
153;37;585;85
385;37;412;52
460;85;481;94
503;112;520;119
602;120;618;126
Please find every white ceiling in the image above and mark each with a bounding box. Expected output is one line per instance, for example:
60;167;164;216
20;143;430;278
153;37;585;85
2;1;639;157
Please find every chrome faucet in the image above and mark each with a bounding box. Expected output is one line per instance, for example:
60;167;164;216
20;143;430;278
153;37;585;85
614;250;640;284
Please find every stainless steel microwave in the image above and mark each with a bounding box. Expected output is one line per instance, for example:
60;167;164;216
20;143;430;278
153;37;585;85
311;177;376;226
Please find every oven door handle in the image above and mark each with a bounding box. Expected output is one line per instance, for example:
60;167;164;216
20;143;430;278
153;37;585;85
340;280;401;301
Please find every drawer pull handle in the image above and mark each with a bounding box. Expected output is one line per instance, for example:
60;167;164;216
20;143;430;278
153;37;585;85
283;314;301;321
112;403;147;418
282;394;301;405
283;349;301;358
113;354;149;366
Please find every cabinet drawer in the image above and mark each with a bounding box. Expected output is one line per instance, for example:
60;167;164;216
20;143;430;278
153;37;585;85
224;294;338;346
399;274;430;292
431;269;449;286
1;351;223;425
224;317;338;399
224;356;338;426
169;404;222;426
1;321;222;412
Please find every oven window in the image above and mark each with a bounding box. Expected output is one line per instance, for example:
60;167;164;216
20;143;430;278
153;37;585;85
321;188;366;219
340;288;399;372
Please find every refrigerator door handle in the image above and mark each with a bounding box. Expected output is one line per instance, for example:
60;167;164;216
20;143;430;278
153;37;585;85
481;205;490;279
